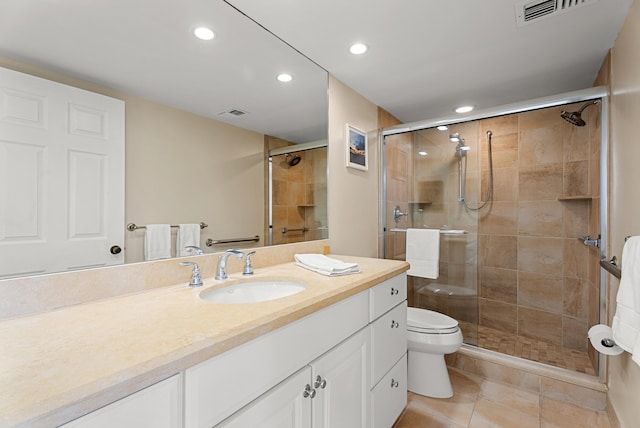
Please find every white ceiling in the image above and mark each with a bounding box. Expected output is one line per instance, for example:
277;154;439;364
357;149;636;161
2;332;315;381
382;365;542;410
0;0;633;142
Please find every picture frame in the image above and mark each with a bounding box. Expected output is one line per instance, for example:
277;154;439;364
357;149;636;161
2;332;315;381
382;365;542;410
346;124;368;171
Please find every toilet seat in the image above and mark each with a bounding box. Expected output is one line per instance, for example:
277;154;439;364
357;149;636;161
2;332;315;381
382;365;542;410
407;307;459;334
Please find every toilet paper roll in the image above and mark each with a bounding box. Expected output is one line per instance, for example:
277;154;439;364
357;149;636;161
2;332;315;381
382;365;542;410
588;324;624;356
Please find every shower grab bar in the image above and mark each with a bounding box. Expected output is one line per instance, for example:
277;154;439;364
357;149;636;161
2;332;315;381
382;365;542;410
127;222;208;231
206;235;260;246
281;227;309;233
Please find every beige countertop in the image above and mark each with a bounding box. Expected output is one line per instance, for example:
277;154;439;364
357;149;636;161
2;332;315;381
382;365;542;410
0;255;408;428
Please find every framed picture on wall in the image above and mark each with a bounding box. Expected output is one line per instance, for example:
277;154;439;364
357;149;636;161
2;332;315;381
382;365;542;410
346;124;368;171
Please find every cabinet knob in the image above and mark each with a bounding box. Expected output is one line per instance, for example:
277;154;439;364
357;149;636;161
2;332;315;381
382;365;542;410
391;320;400;329
303;384;316;399
314;375;327;389
390;287;399;296
391;379;399;388
109;245;122;255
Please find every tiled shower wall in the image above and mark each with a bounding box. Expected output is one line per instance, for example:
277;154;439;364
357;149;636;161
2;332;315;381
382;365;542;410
477;103;600;370
383;102;601;372
270;146;328;245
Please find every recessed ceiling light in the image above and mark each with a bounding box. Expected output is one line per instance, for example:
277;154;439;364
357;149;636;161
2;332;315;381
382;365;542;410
194;26;215;41
349;43;368;55
455;105;474;114
277;73;293;83
437;125;448;131
418;151;428;156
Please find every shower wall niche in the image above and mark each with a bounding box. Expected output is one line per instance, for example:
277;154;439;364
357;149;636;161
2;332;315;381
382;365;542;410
384;100;602;376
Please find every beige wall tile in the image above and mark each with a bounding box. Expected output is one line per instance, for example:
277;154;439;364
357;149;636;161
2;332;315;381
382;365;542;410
480;235;518;270
479;113;518;137
480;202;518;235
563;238;589;280
562;199;590;239
518;236;564;276
564;123;590;162
563;160;589;197
563;277;589;319
481;133;519;170
520;126;566;167
482;167;518;202
480;298;517;334
519;164;563;201
480;267;517;304
518;201;564;237
518;307;563;345
473;359;541;393
562;316;588;352
518;271;563;313
519;106;566;130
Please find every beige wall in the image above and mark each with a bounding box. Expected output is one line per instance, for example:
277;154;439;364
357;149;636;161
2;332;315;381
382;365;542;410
0;57;265;264
606;0;640;426
327;76;379;257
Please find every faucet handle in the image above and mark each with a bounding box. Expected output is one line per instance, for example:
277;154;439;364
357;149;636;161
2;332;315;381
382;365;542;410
243;251;256;276
179;261;204;287
184;245;204;255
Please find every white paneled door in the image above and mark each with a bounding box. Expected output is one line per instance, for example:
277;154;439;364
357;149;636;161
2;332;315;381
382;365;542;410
0;67;124;278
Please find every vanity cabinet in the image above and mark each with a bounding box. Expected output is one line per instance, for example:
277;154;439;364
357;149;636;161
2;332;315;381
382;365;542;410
218;328;369;428
59;375;181;428
369;273;408;428
184;290;369;428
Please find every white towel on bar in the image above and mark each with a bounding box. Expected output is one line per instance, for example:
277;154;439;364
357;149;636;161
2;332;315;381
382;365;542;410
294;254;360;276
612;236;640;366
144;224;171;261
406;228;440;279
176;224;201;257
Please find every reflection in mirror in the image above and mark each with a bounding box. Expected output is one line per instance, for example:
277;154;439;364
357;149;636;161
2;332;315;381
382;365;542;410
0;1;328;279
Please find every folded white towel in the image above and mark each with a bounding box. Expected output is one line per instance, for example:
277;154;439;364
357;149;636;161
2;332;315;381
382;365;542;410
612;236;640;366
406;228;440;279
176;224;201;257
294;254;360;276
144;224;171;261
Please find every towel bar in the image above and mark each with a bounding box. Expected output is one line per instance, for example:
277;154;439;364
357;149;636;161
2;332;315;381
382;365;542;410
206;235;260;246
282;227;309;233
127;222;208;231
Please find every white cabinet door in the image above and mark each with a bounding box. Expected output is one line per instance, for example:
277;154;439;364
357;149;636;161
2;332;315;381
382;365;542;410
371;355;407;428
311;328;369;428
218;367;312;428
0;66;125;279
60;375;181;428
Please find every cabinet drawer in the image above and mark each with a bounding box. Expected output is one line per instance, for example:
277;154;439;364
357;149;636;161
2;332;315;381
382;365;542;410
60;375;181;428
369;273;406;321
371;354;407;428
370;302;407;385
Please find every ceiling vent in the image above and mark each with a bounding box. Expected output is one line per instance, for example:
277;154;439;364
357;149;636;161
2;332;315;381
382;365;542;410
516;0;599;26
217;108;248;118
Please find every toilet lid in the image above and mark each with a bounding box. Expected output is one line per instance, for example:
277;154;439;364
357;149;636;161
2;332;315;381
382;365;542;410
407;307;459;333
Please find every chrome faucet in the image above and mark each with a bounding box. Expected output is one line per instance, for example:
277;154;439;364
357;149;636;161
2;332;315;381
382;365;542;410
243;251;256;275
215;249;244;280
179;261;204;287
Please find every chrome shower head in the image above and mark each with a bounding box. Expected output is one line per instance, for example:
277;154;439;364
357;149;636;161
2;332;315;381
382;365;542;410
286;153;301;166
560;100;600;127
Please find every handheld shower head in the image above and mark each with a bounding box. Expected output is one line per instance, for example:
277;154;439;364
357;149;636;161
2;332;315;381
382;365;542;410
560;100;600;127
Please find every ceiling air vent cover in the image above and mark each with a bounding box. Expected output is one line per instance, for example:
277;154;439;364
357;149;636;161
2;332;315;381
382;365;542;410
516;0;599;26
217;108;248;118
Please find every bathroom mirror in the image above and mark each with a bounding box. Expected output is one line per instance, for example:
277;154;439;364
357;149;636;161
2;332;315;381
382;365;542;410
0;0;328;279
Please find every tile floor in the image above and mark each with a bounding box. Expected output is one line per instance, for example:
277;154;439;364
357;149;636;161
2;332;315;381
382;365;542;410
461;322;596;376
393;368;612;428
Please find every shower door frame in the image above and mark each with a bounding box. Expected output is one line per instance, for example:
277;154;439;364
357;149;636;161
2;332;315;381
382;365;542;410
381;86;610;382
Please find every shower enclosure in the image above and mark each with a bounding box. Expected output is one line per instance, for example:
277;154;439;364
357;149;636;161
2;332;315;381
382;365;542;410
268;142;328;246
382;88;607;378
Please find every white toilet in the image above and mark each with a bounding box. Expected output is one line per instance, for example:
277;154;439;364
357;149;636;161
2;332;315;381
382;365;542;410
407;307;463;398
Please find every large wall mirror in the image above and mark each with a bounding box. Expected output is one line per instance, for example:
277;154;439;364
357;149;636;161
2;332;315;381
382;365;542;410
0;0;328;279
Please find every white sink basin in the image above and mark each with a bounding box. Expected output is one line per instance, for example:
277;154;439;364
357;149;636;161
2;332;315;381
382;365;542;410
199;279;307;304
